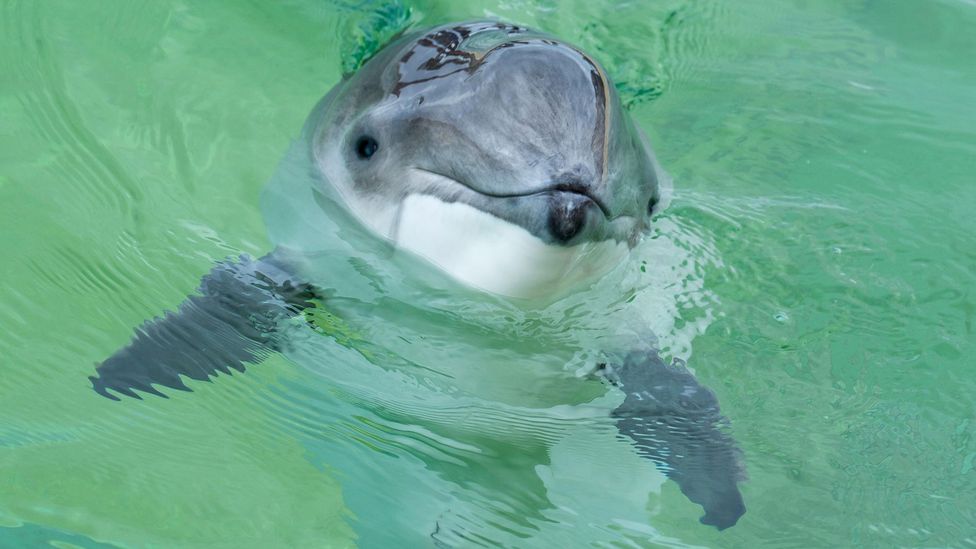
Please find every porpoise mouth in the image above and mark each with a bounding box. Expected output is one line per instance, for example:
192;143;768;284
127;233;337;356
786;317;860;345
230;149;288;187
413;167;611;218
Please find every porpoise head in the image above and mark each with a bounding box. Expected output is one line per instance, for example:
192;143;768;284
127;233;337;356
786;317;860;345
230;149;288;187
303;21;666;298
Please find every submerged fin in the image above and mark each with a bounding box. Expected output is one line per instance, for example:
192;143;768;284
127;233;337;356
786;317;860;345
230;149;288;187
90;252;319;400
600;351;746;530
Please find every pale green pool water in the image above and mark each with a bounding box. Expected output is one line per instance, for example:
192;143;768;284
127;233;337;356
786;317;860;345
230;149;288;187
2;1;974;547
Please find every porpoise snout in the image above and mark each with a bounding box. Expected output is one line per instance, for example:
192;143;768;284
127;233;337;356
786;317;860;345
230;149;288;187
547;191;600;243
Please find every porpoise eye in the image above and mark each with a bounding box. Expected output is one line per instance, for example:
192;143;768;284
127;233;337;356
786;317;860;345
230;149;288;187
355;136;378;159
647;195;659;215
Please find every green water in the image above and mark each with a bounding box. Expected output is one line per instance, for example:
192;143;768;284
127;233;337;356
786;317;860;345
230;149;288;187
2;0;975;547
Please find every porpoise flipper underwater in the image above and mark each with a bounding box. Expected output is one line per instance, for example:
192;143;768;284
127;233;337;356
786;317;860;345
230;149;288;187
600;352;746;529
89;253;318;400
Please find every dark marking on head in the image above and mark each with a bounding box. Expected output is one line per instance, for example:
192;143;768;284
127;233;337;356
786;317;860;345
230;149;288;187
391;23;613;188
579;54;611;184
392;23;528;96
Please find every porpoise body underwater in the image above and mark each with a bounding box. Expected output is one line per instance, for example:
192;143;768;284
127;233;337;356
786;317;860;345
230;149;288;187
91;21;746;537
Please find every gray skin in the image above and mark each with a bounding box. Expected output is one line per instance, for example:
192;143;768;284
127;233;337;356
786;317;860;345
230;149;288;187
91;21;745;531
308;20;662;245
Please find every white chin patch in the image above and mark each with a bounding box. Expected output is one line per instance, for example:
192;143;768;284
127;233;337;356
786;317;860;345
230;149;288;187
394;194;629;299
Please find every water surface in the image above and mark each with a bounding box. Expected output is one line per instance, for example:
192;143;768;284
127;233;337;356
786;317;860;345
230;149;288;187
1;0;974;547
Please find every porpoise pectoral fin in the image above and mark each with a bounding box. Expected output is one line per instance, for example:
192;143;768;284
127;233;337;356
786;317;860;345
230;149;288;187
599;351;746;530
90;251;319;400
